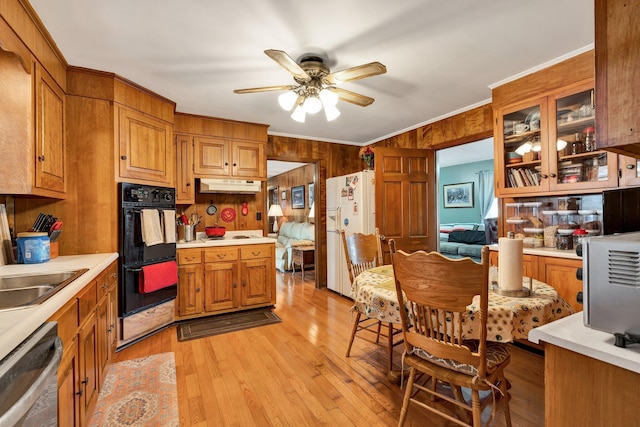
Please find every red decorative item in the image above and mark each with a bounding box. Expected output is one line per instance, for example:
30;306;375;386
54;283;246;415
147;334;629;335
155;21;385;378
205;225;226;237
241;202;249;216
220;207;236;222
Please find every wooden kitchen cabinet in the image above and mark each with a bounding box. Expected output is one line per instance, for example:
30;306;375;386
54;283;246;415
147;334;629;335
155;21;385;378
204;247;240;312
0;43;67;198
619;156;640;187
595;0;640;158
537;256;583;313
193;137;265;180
495;81;618;197
49;262;117;427
118;106;174;185
240;245;275;307
175;133;195;204
177;243;275;319
35;63;66;194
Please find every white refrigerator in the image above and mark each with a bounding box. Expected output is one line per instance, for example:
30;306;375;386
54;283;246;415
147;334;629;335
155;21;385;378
326;170;376;297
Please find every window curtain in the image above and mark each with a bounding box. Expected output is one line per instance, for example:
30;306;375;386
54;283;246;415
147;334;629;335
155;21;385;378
478;170;494;219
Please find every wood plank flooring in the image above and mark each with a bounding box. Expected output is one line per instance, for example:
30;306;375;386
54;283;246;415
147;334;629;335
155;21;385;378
114;270;545;426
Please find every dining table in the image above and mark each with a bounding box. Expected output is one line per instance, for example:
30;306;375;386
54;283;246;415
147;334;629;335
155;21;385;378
351;265;576;344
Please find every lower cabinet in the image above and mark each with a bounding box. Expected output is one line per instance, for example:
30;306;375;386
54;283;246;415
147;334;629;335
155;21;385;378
177;244;275;319
489;250;582;312
49;260;118;427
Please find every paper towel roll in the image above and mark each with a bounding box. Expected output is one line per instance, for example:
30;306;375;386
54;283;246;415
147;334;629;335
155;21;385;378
498;237;523;291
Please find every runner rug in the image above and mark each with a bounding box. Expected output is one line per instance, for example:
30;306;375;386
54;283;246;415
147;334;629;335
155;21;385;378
177;307;282;342
89;352;179;427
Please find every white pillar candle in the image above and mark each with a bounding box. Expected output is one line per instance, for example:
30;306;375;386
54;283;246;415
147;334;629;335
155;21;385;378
498;237;524;291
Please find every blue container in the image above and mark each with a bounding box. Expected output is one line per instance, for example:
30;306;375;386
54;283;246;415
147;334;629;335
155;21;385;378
16;232;50;264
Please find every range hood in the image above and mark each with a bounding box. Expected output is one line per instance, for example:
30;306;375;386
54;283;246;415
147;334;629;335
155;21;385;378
199;178;262;194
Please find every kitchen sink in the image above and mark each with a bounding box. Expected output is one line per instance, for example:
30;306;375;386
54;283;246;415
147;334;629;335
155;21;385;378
0;269;88;312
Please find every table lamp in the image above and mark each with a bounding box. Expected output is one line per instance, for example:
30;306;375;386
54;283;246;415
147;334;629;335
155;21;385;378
268;204;283;233
308;202;315;221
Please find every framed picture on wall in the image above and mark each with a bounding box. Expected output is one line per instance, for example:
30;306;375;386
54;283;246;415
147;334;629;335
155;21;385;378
291;186;305;209
443;182;474;208
308;183;314;207
281;190;287;200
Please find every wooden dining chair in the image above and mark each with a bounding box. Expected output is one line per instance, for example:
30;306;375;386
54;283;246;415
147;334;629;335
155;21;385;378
389;242;512;427
342;228;403;377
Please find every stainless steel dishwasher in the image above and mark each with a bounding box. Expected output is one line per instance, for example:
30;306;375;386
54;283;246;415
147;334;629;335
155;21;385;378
0;322;62;427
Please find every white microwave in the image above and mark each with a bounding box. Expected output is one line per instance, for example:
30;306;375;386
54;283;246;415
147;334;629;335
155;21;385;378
583;232;640;347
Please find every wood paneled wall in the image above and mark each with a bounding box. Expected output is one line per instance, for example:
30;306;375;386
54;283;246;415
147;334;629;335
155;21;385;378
267;163;315;225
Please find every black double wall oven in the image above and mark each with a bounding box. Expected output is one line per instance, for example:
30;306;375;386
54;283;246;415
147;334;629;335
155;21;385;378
119;183;177;345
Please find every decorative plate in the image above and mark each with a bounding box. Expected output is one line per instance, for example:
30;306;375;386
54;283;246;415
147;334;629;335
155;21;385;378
220;207;236;222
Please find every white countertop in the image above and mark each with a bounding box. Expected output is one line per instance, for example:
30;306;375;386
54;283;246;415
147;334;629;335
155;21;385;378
488;243;581;260
0;253;118;361
529;313;640;374
177;230;275;249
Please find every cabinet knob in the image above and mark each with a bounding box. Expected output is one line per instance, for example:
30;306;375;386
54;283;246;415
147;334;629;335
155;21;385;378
540;174;548;179
224;162;229;166
233;283;237;288
111;273;117;278
627;164;636;170
82;377;89;385
186;182;191;186
38;155;45;161
121;155;127;160
549;173;557;178
233;163;237;167
217;254;226;259
196;288;201;292
242;281;246;287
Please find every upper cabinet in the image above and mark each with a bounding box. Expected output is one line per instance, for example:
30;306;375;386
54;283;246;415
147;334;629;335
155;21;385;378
174;114;269;196
595;0;640;159
193;137;265;180
495;80;619;197
0;38;66;198
117;106;173;185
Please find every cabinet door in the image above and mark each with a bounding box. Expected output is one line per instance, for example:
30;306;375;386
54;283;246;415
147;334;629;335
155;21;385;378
107;287;118;357
538;256;583;313
58;339;79;427
175;133;194;204
204;261;239;312
619;156;640;187
548;82;618;192
177;264;203;317
193;136;230;177
495;97;549;196
118;107;173;185
96;296;109;388
35;64;66;193
241;258;274;306
78;312;99;426
232;140;265;179
595;0;640;153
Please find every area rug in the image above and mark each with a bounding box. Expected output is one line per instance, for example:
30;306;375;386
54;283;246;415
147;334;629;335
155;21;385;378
177;307;282;342
89;352;179;427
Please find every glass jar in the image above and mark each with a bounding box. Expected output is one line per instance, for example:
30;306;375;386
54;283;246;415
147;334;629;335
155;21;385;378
542;210;559;248
583;126;596;152
579;210;602;236
556;234;573;250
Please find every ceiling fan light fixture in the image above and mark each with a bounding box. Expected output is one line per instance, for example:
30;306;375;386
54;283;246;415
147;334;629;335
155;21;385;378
324;103;341;121
291;105;306;123
319;88;339;107
303;96;322;114
278;91;298;111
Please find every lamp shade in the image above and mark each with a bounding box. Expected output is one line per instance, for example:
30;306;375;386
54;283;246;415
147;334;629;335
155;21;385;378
267;204;283;217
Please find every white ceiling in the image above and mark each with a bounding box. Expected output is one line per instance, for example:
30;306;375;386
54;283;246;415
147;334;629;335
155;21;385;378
30;0;594;146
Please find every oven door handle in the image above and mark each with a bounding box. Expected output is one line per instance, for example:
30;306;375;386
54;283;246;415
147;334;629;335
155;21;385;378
126;267;143;272
0;335;62;426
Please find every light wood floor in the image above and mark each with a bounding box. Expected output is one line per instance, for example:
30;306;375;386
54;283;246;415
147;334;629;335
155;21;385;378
114;270;545;426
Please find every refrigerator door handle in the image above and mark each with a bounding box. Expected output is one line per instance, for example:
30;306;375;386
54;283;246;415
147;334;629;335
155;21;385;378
336;207;342;231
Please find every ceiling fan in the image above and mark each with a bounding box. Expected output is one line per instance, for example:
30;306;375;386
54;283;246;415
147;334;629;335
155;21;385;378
234;49;386;122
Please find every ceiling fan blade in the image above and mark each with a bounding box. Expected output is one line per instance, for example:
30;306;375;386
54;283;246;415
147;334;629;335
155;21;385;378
264;49;311;81
328;87;375;106
234;85;297;94
323;62;386;84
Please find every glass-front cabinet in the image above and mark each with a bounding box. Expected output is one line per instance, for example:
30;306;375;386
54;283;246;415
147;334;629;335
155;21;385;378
495;81;619;197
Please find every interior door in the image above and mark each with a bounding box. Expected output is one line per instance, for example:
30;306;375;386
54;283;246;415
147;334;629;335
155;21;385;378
375;147;435;263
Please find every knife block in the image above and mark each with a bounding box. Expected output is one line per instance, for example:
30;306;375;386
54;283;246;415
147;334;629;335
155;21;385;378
49;241;59;259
